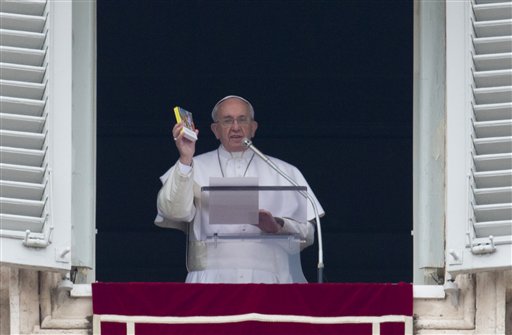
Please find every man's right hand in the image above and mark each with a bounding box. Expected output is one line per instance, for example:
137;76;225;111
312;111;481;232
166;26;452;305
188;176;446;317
172;122;199;166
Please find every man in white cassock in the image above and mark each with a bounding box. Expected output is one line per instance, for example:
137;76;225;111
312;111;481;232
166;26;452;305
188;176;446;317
155;95;324;283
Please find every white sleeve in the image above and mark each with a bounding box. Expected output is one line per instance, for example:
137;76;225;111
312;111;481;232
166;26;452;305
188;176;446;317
156;161;196;222
280;218;315;250
177;160;192;174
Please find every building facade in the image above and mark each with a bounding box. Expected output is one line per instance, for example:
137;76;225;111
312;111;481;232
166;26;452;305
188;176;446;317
0;0;510;334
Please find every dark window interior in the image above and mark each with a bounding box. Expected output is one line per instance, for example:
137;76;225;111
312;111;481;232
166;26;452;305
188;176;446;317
97;0;413;283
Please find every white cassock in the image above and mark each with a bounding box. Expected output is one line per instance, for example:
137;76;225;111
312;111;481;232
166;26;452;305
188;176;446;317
155;145;325;283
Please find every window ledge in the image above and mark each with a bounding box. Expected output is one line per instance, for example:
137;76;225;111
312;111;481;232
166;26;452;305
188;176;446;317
72;284;446;299
413;284;445;299
70;284;92;298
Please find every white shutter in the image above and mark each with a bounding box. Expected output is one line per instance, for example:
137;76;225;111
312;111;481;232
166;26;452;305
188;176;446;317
468;0;512;267
446;0;512;274
0;0;72;271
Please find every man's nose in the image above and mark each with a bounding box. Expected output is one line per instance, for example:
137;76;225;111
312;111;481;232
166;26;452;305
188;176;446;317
231;120;241;130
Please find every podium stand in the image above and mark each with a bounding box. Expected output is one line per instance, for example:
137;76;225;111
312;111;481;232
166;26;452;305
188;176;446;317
186;183;309;283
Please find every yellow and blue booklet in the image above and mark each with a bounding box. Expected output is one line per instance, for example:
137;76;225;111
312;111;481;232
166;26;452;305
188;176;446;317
174;106;197;141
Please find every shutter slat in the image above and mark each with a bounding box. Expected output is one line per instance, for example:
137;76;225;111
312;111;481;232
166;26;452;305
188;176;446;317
474;153;512;171
473;69;512;88
0;12;46;33
0;197;44;217
0;63;45;83
474;136;512;155
0;214;45;233
0;96;45;117
474;53;512;71
474;169;512;188
474;102;512;121
0;29;45;49
474;186;512;205
474;119;512;137
0;163;44;183
0;180;44;201
0;130;45;150
0;46;45;67
476;0;512;4
473;36;512;54
474;86;512;104
0;147;45;167
0;1;46;16
474;203;512;222
0;79;45;100
474;19;512;38
474;220;512;237
474;2;512;21
0;113;45;133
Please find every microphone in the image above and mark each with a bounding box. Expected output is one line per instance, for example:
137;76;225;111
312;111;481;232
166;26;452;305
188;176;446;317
242;138;325;283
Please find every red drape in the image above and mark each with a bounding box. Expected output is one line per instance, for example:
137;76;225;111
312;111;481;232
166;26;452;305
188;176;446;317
92;282;412;335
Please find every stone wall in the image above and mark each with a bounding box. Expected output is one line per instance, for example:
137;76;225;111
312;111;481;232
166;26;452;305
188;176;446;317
0;267;91;335
0;266;510;334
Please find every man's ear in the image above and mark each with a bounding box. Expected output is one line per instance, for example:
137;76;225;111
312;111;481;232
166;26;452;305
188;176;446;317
211;123;220;139
250;121;258;138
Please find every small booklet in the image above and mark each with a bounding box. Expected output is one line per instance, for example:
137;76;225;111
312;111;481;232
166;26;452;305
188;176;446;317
173;106;197;141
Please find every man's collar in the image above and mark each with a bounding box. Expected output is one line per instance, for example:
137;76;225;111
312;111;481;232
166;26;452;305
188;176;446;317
218;145;249;159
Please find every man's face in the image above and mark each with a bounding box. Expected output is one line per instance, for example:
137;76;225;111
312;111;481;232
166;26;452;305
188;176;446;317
211;98;258;152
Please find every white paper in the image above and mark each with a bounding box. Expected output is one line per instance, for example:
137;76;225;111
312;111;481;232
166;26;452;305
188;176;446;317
208;177;259;226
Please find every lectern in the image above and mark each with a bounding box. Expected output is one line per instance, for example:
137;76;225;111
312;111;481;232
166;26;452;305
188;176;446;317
191;183;308;283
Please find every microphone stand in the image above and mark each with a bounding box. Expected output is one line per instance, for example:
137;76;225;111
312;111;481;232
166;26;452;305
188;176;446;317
243;138;324;283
